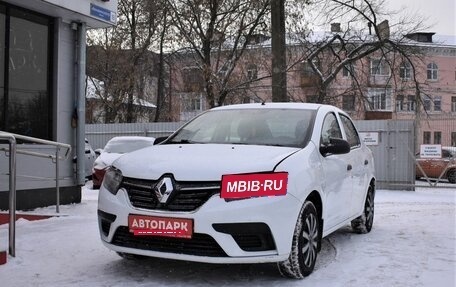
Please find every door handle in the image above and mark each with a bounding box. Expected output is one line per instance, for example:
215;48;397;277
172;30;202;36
364;160;369;165
347;164;352;171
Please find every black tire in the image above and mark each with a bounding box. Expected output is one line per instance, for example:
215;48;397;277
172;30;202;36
278;201;320;279
351;184;375;234
447;170;456;184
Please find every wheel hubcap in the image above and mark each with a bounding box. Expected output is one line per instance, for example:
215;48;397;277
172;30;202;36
301;213;318;267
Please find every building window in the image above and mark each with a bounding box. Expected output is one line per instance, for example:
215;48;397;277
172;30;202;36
427;62;438;80
407;95;416;111
342;64;355;77
342;95;355;111
367;88;392;111
452;132;456;146
423;95;432;111
399;62;412;80
396;95;404;112
247;65;258;80
434;131;441;145
0;4;53;140
452;97;456;112
370;59;390;76
423;131;431;144
302;59;318;76
434;96;441;112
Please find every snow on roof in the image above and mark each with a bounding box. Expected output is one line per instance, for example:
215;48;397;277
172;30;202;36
249;30;456;48
85;77;156;108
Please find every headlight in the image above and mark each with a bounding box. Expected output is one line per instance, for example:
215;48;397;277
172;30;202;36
93;160;108;170
103;167;123;195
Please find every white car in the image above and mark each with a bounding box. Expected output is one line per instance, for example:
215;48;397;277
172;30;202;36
97;103;375;278
73;138;96;179
92;136;156;189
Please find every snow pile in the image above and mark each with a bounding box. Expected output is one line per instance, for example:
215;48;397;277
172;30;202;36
0;183;454;286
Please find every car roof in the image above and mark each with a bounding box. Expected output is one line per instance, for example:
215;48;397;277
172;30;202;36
211;102;325;111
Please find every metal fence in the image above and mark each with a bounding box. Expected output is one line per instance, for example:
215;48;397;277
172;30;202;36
85;122;184;150
87;120;454;191
354;120;416;190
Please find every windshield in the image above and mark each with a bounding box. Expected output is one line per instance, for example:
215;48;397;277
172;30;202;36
104;139;154;154
167;108;316;148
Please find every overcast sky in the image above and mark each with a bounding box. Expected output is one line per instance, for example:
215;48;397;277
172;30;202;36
388;0;455;35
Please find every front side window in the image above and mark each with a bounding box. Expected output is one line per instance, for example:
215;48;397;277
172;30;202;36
339;114;360;148
0;5;52;139
320;113;343;146
427;62;438;80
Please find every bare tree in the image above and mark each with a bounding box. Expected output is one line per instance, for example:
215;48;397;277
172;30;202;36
285;0;429;111
166;0;271;108
87;0;170;123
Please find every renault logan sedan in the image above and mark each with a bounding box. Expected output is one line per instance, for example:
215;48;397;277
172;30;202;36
97;103;375;278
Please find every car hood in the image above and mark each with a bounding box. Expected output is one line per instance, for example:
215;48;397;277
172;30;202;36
113;144;300;181
95;152;123;168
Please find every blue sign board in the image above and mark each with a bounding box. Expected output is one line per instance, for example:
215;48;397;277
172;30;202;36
90;3;115;23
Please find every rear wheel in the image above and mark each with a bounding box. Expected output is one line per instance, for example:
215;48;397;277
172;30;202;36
351;184;375;234
447;170;456;184
278;201;320;278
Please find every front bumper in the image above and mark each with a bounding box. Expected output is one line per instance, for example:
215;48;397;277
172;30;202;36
98;185;302;264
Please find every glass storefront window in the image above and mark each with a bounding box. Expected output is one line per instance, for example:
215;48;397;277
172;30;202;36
0;7;5;129
0;4;52;140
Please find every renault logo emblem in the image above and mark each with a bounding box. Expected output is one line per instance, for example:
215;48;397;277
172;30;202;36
154;177;174;204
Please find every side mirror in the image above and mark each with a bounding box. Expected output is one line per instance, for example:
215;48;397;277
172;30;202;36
154;136;169;145
320;138;350;157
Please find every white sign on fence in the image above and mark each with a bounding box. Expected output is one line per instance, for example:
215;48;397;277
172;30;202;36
420;144;442;158
359;132;379;146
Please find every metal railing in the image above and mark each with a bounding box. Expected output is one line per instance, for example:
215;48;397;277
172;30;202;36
0;131;72;257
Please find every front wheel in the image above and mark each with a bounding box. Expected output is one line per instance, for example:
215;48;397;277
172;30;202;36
351;184;375;234
277;201;320;278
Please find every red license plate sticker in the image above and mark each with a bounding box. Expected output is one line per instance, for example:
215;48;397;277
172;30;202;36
220;172;288;199
128;215;193;239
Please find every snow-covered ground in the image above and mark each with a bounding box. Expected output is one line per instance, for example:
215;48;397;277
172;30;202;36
1;182;455;287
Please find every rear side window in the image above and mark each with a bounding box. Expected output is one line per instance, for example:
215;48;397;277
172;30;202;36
339;114;361;148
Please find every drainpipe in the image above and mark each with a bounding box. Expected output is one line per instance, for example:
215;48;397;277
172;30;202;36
76;22;86;185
